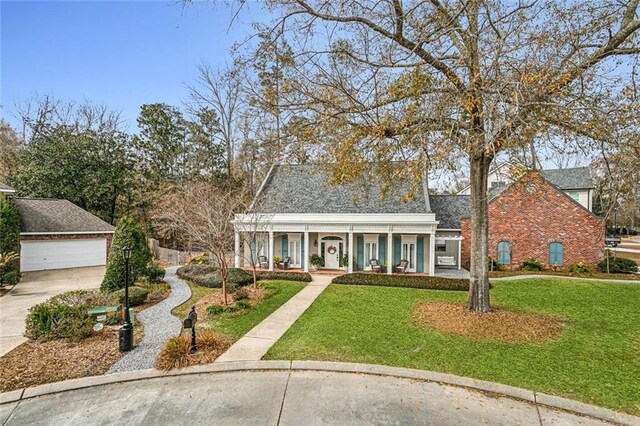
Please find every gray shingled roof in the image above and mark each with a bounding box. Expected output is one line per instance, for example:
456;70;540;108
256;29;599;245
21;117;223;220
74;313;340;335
0;183;15;192
539;167;594;190
254;164;430;214
429;195;470;229
14;198;115;233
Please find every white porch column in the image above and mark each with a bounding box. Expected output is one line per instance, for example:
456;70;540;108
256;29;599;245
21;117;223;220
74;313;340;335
429;233;436;276
387;232;393;275
234;230;240;268
457;238;462;270
348;231;354;273
268;231;274;271
303;231;310;272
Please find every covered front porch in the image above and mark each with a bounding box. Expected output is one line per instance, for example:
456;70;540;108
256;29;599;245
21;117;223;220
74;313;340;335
232;213;462;276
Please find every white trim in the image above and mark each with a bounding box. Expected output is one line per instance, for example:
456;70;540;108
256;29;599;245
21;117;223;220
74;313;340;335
235;213;437;225
20;231;114;235
387;233;393;275
0;189;16;193
437;228;462;232
303;231;310;272
348;232;354;273
268;231;274;271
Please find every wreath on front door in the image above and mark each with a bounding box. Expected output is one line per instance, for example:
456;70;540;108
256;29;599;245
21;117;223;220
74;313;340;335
327;245;337;255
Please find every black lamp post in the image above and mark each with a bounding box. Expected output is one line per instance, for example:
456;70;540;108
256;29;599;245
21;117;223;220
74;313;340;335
119;245;133;352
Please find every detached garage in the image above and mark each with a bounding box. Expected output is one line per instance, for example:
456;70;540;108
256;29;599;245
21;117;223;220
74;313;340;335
14;198;115;272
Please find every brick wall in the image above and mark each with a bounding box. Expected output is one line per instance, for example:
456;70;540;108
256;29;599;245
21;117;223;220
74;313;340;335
461;172;604;269
21;233;114;258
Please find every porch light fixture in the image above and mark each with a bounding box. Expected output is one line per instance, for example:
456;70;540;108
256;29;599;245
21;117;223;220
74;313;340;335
314;239;318;247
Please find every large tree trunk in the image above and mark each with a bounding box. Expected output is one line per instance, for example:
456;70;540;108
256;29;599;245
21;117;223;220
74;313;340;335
466;153;493;313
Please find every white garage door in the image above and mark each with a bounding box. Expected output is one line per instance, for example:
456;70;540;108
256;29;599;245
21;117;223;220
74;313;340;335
21;238;107;272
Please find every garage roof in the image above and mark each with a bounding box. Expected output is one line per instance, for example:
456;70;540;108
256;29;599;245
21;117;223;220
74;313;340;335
14;198;115;234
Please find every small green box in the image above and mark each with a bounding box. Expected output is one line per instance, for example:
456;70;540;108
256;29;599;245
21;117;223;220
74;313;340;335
87;306;120;323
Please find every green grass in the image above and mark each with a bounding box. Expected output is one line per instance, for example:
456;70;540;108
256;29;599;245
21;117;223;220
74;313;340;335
265;279;640;415
172;280;305;342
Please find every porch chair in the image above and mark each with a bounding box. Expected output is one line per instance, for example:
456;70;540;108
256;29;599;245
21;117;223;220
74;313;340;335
369;259;382;273
258;255;269;269
278;256;291;270
394;259;409;274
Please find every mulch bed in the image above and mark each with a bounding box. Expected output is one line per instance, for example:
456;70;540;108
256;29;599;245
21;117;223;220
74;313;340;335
0;325;144;392
413;302;565;343
193;287;265;321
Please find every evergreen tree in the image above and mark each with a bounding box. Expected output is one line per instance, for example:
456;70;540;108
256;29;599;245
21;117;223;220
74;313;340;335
0;194;21;283
100;216;151;292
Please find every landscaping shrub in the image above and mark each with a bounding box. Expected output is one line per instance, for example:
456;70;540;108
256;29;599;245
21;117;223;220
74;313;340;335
464;257;500;271
309;253;324;268
598;256;638;274
0;268;20;286
113;286;150;306
234;287;249;301
189;268;253;288
101;216;152;292
51;290;117;307
25;301;94;341
206;304;225;315
145;263;165;283
188;253;210;265
331;273;472;291
521;258;544;271
176;264;218;281
255;271;313;282
235;300;251;310
567;261;594;276
146;283;170;302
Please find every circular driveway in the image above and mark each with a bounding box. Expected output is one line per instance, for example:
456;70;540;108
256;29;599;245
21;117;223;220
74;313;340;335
1;363;622;425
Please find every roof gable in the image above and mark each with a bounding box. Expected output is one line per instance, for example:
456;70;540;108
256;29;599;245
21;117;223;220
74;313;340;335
253;164;430;214
14;198;115;233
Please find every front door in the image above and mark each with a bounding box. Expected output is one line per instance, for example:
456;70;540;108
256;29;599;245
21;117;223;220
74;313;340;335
324;242;340;269
401;236;417;273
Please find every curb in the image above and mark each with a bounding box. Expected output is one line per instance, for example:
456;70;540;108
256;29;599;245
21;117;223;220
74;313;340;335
1;360;639;425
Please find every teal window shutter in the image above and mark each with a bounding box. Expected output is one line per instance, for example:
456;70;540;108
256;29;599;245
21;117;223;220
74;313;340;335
497;241;511;264
301;234;305;269
357;236;364;270
394;236;401;264
282;235;288;257
416;237;424;273
549;242;563;266
251;238;257;262
378;235;386;263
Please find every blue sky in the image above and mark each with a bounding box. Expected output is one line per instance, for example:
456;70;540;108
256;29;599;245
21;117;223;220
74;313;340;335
1;0;257;131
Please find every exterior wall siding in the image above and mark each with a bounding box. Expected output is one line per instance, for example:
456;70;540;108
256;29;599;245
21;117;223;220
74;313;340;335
460;172;604;269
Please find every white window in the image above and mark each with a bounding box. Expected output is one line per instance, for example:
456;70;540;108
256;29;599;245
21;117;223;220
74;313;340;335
435;239;447;252
566;191;580;202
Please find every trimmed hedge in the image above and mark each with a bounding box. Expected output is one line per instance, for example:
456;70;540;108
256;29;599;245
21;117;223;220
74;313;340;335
113;286;150;306
255;271;312;282
179;267;253;288
331;273;472;291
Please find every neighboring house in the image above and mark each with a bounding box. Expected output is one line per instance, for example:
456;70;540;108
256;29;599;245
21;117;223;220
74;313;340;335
232;164;603;274
458;162;594;211
13;198;115;272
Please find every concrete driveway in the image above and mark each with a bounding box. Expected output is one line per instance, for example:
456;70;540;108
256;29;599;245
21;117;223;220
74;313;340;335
0;266;105;357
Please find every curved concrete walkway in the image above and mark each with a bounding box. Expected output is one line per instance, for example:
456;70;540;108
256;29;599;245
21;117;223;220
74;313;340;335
107;266;191;373
2;361;638;425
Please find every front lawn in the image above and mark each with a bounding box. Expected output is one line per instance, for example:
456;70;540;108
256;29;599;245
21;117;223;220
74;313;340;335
265;278;640;415
173;280;306;341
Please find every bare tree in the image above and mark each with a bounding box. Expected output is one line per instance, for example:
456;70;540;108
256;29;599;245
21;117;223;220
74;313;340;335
187;64;242;177
226;0;640;312
155;182;246;304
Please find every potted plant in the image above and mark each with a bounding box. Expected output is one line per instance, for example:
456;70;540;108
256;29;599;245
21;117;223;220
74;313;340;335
309;253;324;271
273;256;280;267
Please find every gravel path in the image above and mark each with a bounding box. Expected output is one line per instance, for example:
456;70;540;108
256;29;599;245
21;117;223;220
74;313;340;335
107;266;191;373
